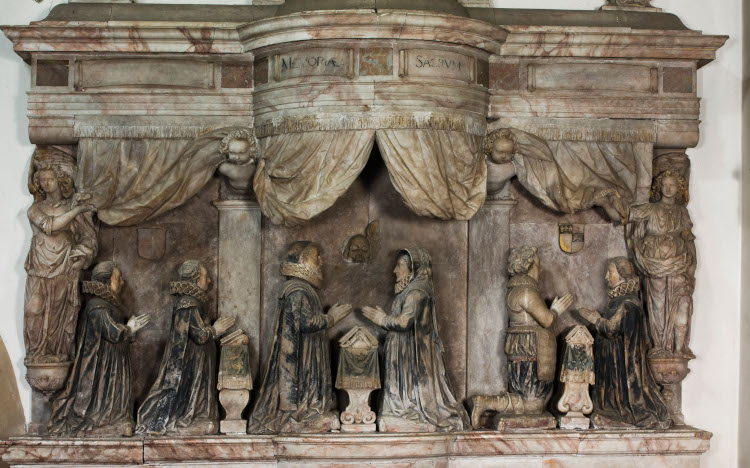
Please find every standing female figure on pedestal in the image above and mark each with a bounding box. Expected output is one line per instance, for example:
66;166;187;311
627;170;696;358
24;148;97;365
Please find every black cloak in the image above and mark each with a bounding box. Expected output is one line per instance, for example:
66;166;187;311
136;291;218;434
248;278;336;433
48;290;134;437
592;293;672;429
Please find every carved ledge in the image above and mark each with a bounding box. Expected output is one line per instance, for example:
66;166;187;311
1;429;711;465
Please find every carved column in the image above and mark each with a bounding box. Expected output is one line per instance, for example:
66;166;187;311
214;198;262;379
466;198;516;399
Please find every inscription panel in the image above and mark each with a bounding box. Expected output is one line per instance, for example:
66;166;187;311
404;49;474;83
275;48;352;81
77;59;214;90
528;63;657;94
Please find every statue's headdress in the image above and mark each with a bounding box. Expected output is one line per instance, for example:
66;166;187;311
280;241;323;288
396;247;433;290
28;146;77;201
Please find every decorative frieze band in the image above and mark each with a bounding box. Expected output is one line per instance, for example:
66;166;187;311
489;118;656;143
254;113;487;138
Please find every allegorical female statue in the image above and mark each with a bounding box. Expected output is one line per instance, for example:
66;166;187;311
627;170;696;358
579;257;672;429
505;247;573;418
136;261;235;435
362;248;469;432
249;242;351;433
24;147;97;365
48;262;150;437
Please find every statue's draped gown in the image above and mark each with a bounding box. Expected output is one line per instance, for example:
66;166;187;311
628;201;695;354
24;199;97;362
249;278;337;433
379;248;469;431
136;288;218;434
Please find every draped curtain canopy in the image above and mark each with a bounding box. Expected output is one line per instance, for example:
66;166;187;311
75;124;650;227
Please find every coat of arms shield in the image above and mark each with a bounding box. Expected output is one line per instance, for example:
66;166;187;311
559;224;584;254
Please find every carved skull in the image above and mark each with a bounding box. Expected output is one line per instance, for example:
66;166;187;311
345;235;371;263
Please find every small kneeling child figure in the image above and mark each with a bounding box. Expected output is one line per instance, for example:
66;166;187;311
48;262;150;437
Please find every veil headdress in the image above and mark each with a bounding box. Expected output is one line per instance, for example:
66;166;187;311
397;247;434;295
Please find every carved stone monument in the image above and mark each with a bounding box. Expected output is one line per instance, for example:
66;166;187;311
0;0;729;465
335;326;380;432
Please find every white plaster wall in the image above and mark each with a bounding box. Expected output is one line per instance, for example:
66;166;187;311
0;1;742;467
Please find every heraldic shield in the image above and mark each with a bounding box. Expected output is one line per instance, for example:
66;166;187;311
559;224;585;254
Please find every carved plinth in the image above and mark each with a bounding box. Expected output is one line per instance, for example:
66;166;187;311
557;326;594;430
24;361;71;395
649;356;691;425
218;330;253;434
336;327;380;433
340;388;377;433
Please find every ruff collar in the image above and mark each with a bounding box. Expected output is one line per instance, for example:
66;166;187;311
608;277;640;299
82;281;121;305
169;281;209;303
507;274;539;290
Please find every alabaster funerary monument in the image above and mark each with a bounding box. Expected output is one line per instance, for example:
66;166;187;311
0;0;729;466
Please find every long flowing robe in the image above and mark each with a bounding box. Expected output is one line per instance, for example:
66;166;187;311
628;201;695;353
592;294;671;429
136;294;218;434
48;294;133;436
24;200;97;363
380;250;469;431
249;279;336;433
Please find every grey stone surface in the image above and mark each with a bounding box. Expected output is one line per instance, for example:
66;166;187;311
215;200;262;378
467;200;514;397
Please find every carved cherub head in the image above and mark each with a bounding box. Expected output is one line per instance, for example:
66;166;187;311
220;129;257;165
484;129;515;165
651;170;689;205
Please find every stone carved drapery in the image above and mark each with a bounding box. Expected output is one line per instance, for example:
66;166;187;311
376;129;487;220
253;130;375;227
75;128;243;226
501;128;653;216
253;128;487;226
75;125;650;227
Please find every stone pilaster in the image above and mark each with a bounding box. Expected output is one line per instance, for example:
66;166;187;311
214;199;262;379
466;198;516;398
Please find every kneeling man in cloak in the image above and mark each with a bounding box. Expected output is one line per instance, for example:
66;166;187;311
249;241;351;433
363;248;470;432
